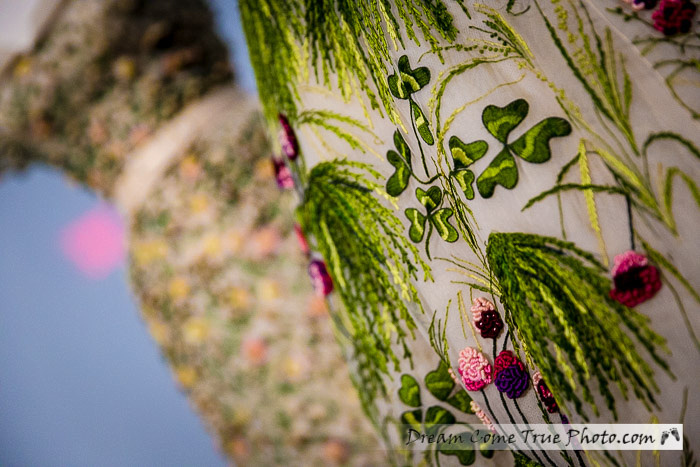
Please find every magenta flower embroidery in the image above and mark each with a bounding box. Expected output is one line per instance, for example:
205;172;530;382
533;371;559;413
294;223;310;255
457;346;493;391
308;259;333;296
652;0;696;35
272;157;294;189
278;113;299;160
609;251;662;307
494;350;523;376
471;297;503;339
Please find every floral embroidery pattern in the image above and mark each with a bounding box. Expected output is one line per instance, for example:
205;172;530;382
493;351;529;399
609;251;662;307
308;259;333;296
272;157;294;189
486;233;668;418
471;297;504;339
470;401;496;432
278;113;299;160
458;347;493;391
533;371;560;414
652;0;697;35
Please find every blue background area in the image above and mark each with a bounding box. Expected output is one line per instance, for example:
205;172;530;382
0;1;255;465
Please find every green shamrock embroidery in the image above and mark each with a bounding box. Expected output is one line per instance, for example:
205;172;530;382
448;137;488;200
412;101;434;145
386;130;412;197
405;186;458;259
396;362;492;466
455;99;572;198
388;55;430;99
425;361;475;413
398;374;422;407
388;55;434;146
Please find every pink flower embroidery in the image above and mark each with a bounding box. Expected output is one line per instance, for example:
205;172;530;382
272;157;294;189
278;113;299;160
308;260;333;297
652;0;696;35
294;224;310;255
457;346;493;391
470;400;496;433
609;251;662;307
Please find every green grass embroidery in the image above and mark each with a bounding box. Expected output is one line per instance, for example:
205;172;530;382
238;0;460;127
486;232;671;420
298;159;431;403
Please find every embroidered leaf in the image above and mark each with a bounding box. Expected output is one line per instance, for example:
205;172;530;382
398;374;422;407
386;150;411;196
438;432;476;465
388;55;430;99
424;406;456;436
452;169;476;200
476;148;518;198
432;208;459;242
449;137;488;169
424;361;455;401
513;451;541;466
400;408;423;432
479;440;495;459
510;117;572;163
416;186;442;212
405;208;427;242
578;141;609;267
482;99;528;143
446;390;473;413
394;130;412;169
411;100;434;145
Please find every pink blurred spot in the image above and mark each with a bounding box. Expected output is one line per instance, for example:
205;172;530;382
60;204;125;279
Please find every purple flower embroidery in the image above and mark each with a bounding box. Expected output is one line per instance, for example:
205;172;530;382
609;251;662;307
272;157;294;190
278;113;299;160
495;364;529;399
308;260;333;296
652;0;696;35
493;350;528;399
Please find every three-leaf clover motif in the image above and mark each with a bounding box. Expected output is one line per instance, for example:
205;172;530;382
388;55;434;146
388;55;430;99
448;138;489;200
405;186;458;258
396;362;494;466
449;99;572;199
386;130;412;197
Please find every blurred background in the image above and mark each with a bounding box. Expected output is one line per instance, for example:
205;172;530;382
0;0;254;464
